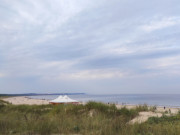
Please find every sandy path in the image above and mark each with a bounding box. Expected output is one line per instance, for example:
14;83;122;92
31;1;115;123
3;96;49;105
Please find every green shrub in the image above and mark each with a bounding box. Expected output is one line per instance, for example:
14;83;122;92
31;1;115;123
135;104;149;112
147;115;180;124
117;107;138;119
85;101;109;112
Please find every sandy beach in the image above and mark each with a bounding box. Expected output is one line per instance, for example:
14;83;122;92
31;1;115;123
3;96;180;113
116;104;179;114
2;96;180;124
2;96;49;105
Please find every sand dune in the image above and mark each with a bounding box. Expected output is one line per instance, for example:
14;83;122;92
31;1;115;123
2;96;180;124
129;111;162;124
116;105;179;124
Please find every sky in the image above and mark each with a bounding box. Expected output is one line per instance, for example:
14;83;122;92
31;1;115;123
0;0;180;94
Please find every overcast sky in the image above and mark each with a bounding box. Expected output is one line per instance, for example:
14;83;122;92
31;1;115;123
0;0;180;94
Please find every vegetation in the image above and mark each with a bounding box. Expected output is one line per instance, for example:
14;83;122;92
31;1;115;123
0;100;180;135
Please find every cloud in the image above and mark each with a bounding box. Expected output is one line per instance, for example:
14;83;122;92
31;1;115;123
57;70;125;80
145;55;180;76
141;16;180;32
0;0;180;93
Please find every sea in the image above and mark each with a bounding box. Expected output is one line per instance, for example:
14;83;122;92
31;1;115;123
29;94;180;107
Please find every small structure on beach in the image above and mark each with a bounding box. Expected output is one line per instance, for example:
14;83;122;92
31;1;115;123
49;95;79;105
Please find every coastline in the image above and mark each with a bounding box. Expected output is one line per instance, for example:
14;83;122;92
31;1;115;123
2;96;179;113
2;96;180;124
1;96;180;134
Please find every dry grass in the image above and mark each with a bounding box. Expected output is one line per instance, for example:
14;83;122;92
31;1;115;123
0;101;180;135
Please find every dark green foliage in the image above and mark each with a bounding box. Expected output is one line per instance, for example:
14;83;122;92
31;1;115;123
147;114;180;124
135;104;149;112
85;101;112;112
117;107;138;118
0;99;9;105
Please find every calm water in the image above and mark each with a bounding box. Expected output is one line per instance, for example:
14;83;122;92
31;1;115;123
29;94;180;107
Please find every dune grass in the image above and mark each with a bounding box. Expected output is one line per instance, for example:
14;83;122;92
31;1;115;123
0;101;180;135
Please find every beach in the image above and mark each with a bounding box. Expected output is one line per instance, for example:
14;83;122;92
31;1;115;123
2;96;179;124
3;96;179;113
2;96;49;105
1;96;180;134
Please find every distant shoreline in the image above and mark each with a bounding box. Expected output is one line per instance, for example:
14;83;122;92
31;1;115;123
0;93;85;97
2;94;180;109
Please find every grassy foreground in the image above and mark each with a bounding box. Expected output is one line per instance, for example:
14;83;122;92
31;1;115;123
0;100;180;135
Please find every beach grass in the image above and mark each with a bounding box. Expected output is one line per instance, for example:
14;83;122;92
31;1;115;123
0;101;180;135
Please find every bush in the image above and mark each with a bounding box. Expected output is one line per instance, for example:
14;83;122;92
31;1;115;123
147;115;180;124
85;101;109;112
117;107;138;119
135;104;149;112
